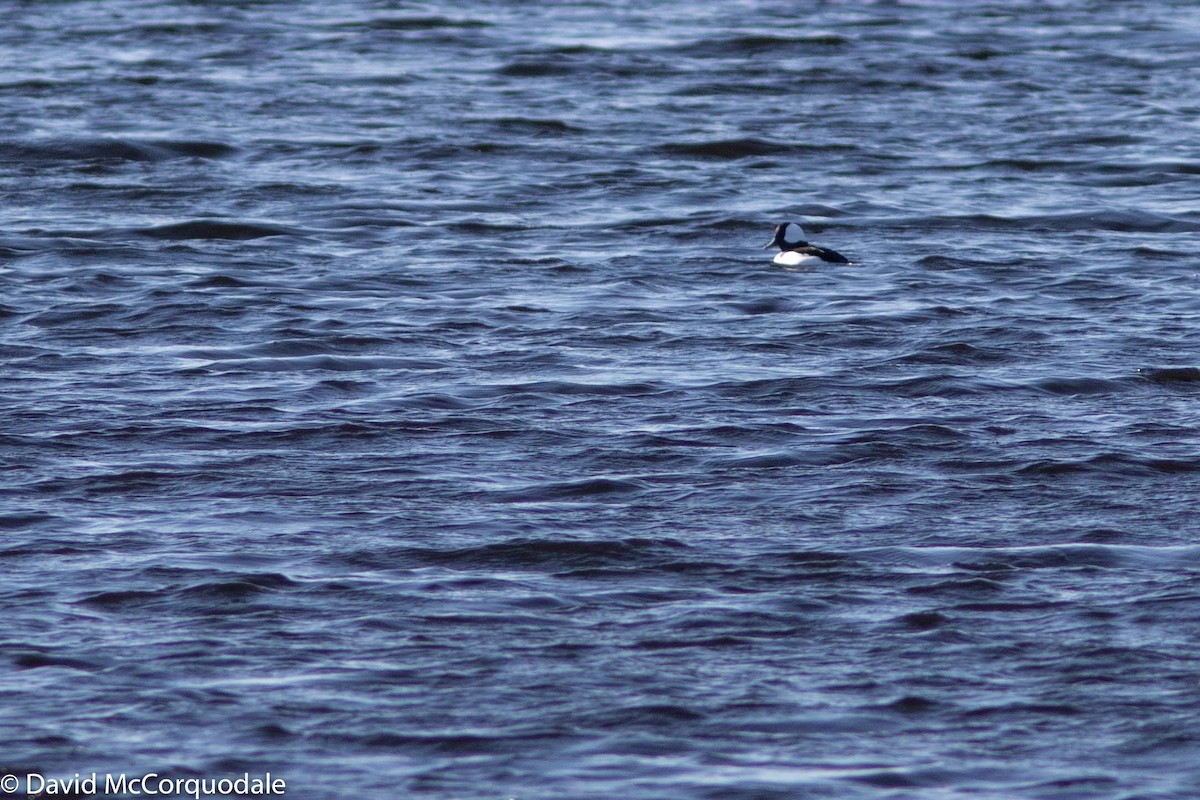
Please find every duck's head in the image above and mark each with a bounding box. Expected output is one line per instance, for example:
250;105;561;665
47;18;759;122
763;222;807;251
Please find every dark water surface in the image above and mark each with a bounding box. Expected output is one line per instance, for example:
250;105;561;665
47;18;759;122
5;1;1200;798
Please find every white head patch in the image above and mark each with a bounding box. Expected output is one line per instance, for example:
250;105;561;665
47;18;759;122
783;222;805;243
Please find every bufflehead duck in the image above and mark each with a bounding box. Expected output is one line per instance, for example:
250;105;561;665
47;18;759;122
763;222;849;265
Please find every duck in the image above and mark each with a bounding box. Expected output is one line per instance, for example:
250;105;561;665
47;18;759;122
763;221;849;265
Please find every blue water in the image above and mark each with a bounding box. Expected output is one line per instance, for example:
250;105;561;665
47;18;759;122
4;2;1200;798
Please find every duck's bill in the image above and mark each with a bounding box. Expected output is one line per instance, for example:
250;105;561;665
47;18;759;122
762;239;775;249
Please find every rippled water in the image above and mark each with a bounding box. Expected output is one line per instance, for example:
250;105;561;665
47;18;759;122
5;1;1200;798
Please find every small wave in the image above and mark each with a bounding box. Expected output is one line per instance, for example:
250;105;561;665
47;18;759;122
493;477;646;503
1142;367;1200;385
898;611;948;631
136;220;296;240
178;573;297;599
495;59;575;78
443;219;530;234
189;355;447;373
915;255;1038;271
484;117;584;135
0;244;36;259
671;81;778;97
874;374;1012;398
885;695;944;714
894;209;1200;234
940;158;1200;188
387;536;688;571
129;21;226;35
499;53;679;80
76;573;295;610
907;577;1006;596
464;380;668;399
890;342;1011;366
413;140;526;158
671;33;849;56
589;703;708;727
493;47;670;79
1038;132;1144;149
26;303;126;328
865;543;1200;572
710;375;830;399
1128;246;1189;259
0;512;58;530
731;297;795;315
1029;376;1129;396
356;729;556;754
707;452;809;470
0;137;238;163
76;589;164;609
964;702;1084;718
1015;453;1200;477
12;649;101;672
357;16;489;30
650;138;856;159
174;337;399;360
